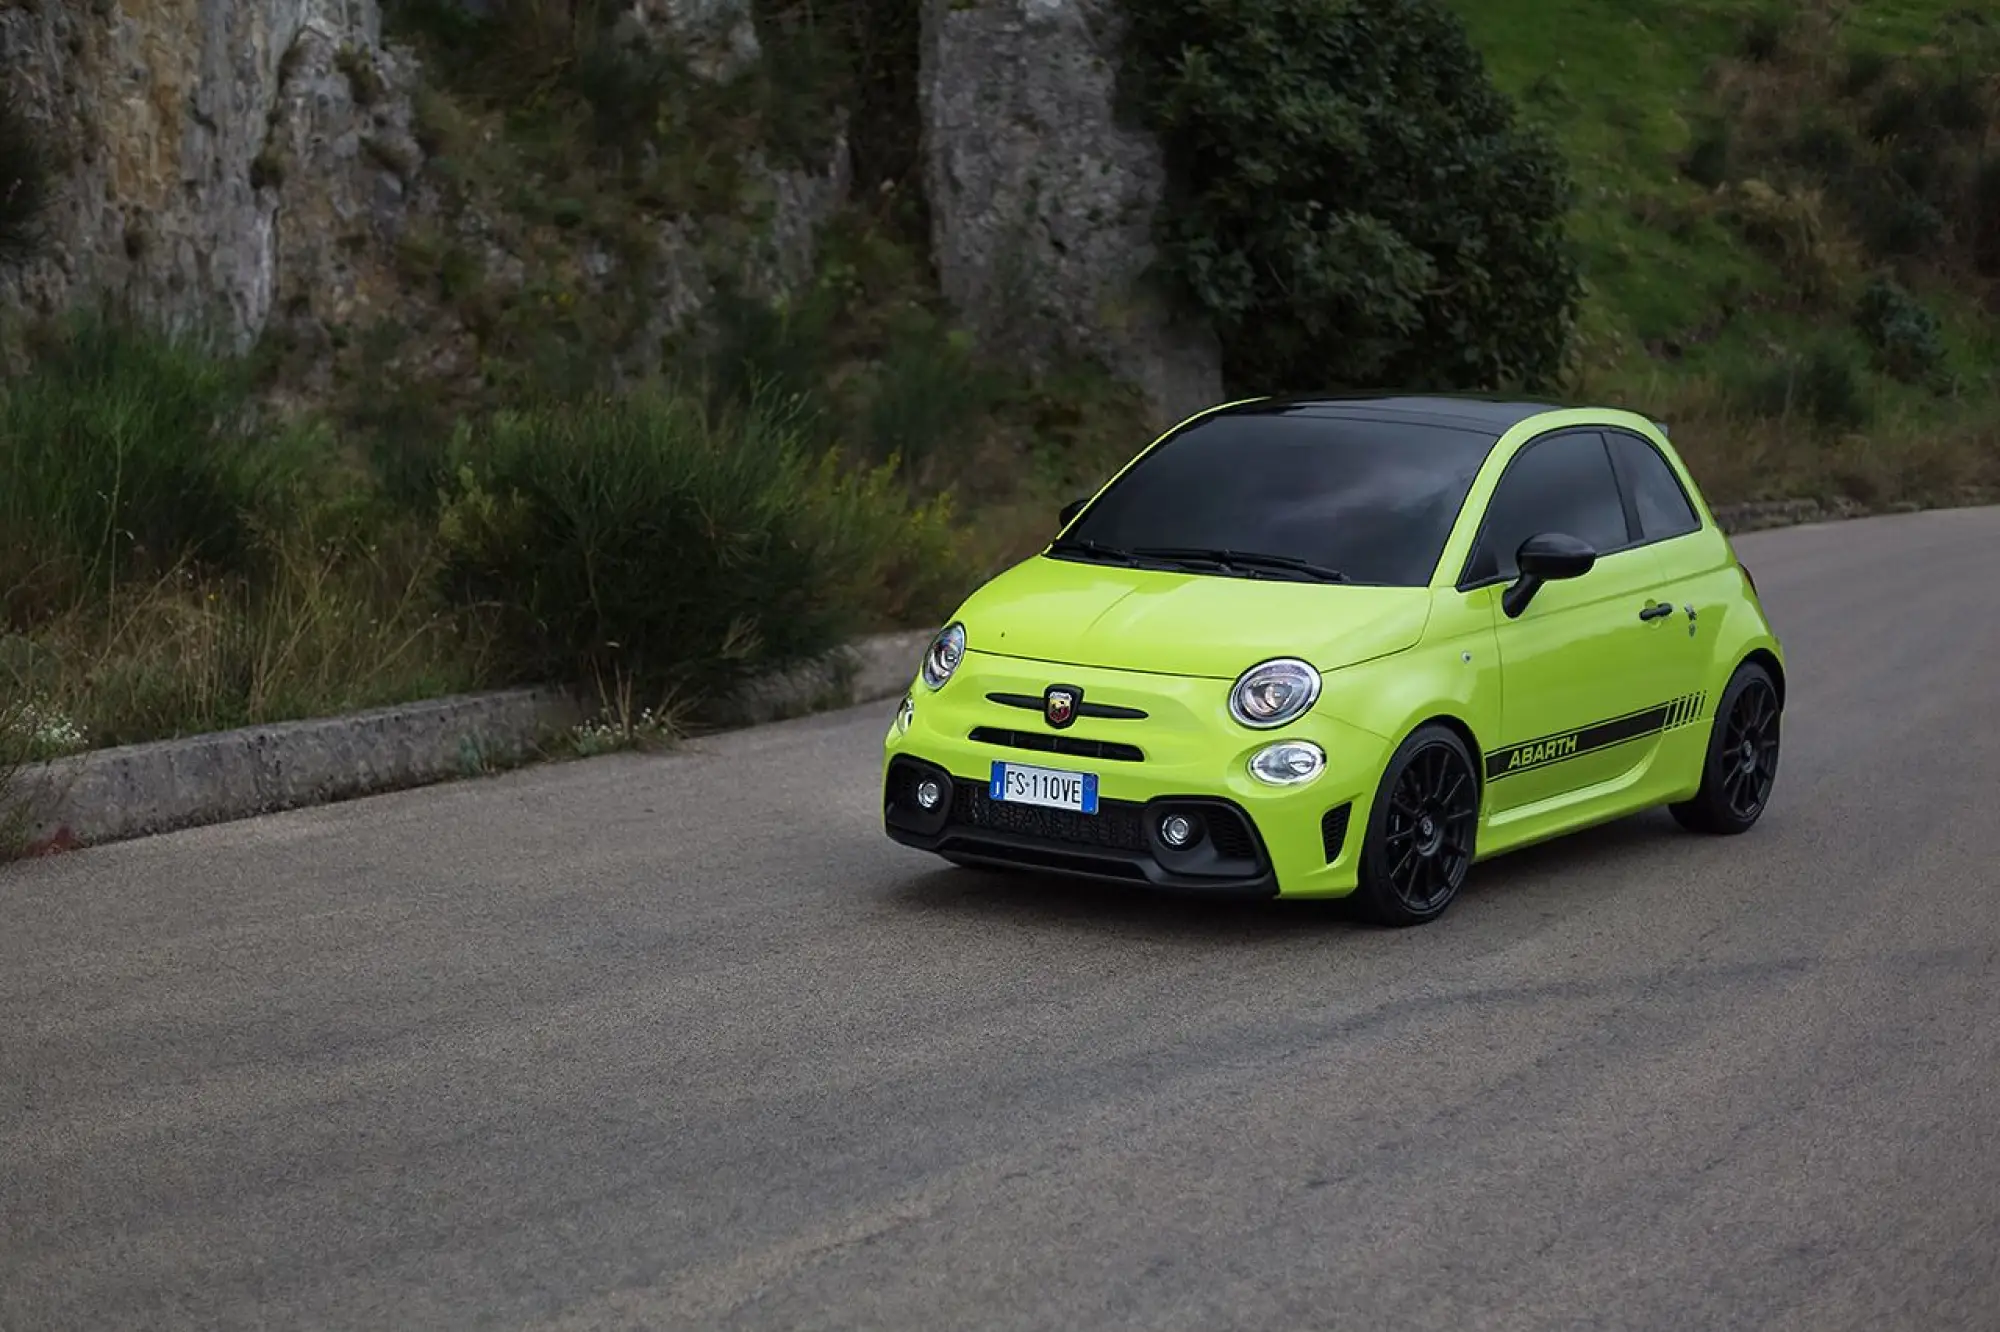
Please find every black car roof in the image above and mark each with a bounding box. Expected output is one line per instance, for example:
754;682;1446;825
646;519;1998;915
1209;393;1577;436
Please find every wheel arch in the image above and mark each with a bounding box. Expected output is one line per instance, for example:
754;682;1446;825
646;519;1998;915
1740;647;1786;709
1403;711;1489;800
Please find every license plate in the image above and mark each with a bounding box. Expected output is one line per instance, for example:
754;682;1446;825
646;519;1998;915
989;761;1099;814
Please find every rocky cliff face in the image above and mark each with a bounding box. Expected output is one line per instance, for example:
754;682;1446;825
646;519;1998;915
0;0;844;377
920;0;1221;430
5;0;1215;425
0;0;424;350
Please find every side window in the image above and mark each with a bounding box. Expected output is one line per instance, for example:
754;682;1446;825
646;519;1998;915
1466;431;1631;583
1607;431;1701;542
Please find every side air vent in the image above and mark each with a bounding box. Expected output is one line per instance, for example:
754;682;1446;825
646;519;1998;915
1320;802;1353;863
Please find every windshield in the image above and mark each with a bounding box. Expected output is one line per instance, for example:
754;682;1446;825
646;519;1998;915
1053;408;1498;587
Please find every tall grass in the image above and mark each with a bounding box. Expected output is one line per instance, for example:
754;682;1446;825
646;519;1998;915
0;319;321;620
1;318;972;750
9;529;490;747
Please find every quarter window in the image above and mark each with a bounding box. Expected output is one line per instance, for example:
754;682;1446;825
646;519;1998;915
1466;431;1631;583
1608;431;1701;541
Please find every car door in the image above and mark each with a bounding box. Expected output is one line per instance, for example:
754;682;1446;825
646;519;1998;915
1604;428;1731;717
1463;428;1685;820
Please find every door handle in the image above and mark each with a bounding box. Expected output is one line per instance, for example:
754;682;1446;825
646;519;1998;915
1638;601;1674;622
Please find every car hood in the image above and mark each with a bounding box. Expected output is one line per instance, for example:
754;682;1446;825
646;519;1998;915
957;555;1433;680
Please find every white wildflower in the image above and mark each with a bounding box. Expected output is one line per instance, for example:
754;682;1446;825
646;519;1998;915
3;699;90;760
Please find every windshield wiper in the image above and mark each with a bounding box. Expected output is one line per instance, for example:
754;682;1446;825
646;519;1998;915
1047;537;1139;564
1130;546;1351;583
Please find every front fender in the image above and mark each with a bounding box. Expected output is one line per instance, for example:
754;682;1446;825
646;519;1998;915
1314;588;1504;772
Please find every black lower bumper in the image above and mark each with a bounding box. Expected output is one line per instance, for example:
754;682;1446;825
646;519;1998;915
883;755;1279;899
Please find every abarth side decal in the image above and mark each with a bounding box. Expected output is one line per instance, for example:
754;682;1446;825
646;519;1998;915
1486;691;1708;781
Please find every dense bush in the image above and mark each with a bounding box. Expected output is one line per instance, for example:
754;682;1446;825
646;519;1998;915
1853;276;1948;387
1729;337;1874;430
1828;59;1992;266
1122;0;1582;394
434;386;965;705
1700;24;1997;288
701;273;1006;486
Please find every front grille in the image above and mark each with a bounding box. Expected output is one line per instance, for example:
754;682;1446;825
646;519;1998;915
970;727;1145;763
1321;802;1353;862
949;783;1150;852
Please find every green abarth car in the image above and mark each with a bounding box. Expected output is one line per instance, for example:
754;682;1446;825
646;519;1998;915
881;394;1786;925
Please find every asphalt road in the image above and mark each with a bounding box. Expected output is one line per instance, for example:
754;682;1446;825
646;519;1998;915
5;506;1999;1332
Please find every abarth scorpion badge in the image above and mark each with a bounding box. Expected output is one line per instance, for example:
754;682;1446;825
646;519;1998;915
1043;685;1080;729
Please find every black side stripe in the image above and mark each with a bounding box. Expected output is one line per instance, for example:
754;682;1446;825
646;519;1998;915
1486;691;1709;782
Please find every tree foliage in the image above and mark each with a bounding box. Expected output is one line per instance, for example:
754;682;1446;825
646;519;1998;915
1123;0;1583;394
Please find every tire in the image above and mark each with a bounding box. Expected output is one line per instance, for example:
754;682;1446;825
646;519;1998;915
1354;723;1482;927
1670;659;1782;835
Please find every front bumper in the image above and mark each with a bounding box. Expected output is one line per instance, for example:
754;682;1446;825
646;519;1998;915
881;653;1390;898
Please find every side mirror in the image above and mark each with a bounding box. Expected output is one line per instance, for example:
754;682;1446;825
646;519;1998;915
1058;497;1088;528
1501;532;1597;619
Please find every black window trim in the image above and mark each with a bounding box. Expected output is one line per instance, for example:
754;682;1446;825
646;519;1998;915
1455;426;1644;593
1602;426;1704;546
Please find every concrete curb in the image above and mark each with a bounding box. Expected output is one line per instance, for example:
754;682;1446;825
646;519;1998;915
709;629;931;729
7;631;927;855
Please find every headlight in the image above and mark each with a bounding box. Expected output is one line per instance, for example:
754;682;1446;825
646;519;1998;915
920;622;966;690
1228;657;1321;728
1249;740;1326;786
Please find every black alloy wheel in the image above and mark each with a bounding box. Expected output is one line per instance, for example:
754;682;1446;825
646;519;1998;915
1356;724;1481;927
1671;660;1782;835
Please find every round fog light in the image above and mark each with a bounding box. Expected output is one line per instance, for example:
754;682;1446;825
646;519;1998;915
915;779;943;810
1249;739;1327;786
1159;813;1196;847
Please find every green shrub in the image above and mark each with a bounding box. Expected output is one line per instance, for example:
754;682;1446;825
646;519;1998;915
1729;337;1875;430
1123;0;1581;394
856;319;1005;479
0;87;52;266
1835;165;1947;260
700;284;842;426
1853;276;1948;386
754;0;921;198
0;318;327;621
434;385;965;705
